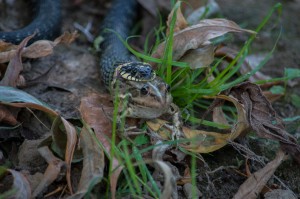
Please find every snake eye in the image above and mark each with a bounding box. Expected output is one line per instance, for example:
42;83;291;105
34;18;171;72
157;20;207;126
140;85;149;95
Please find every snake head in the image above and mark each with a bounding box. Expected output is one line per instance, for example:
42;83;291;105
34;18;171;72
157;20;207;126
111;62;172;119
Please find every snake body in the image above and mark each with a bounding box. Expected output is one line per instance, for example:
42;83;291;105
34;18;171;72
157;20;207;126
0;0;61;44
99;0;156;88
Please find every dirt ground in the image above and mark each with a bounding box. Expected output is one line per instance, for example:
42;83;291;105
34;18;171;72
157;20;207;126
0;0;300;198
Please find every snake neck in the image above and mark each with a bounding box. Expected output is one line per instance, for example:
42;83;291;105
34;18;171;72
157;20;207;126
99;0;139;88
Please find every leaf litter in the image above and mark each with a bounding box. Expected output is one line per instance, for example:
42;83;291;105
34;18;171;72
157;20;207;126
0;0;299;198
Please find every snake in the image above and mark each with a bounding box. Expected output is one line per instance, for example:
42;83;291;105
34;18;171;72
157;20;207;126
0;0;181;129
0;0;61;44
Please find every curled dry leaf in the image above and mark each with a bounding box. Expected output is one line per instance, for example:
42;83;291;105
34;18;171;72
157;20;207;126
233;149;287;199
152;18;255;69
50;116;78;194
68;127;104;199
184;94;248;153
228;82;300;164
33;146;66;198
0;31;78;63
144;159;176;199
0;169;31;199
0;34;33;87
147;93;249;153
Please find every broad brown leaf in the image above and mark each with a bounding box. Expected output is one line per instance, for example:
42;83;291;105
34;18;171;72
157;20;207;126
79;93;123;199
152;19;255;69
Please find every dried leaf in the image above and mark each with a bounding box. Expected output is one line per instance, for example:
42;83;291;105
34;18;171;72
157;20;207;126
183;94;248;153
0;34;33;86
61;117;77;194
3;169;31;199
0;86;58;116
233;149;287;199
212;106;229;125
215;46;271;82
68;127;104;199
152;19;255;69
79;93;123;199
0;104;18;125
32;146;66;198
166;2;188;34
186;0;220;25
0;31;77;63
180;45;215;69
147;95;248;153
80;93;114;151
228;82;300;164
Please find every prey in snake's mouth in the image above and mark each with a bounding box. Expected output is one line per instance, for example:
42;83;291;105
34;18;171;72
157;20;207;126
111;62;173;119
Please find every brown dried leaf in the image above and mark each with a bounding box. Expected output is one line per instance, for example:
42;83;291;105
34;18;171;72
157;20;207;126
0;104;18;125
61;117;77;194
0;31;77;63
152;19;255;68
80;93;114;150
0;34;33;86
54;31;79;45
182;94;248;153
212;106;229;125
69;127;104;199
147;94;248;153
180;45;215;69
80;93;123;199
33;146;66;198
228;82;300;164
166;2;188;34
233;149;287;199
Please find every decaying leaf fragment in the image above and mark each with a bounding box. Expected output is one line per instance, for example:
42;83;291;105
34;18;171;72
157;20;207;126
233;149;288;199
